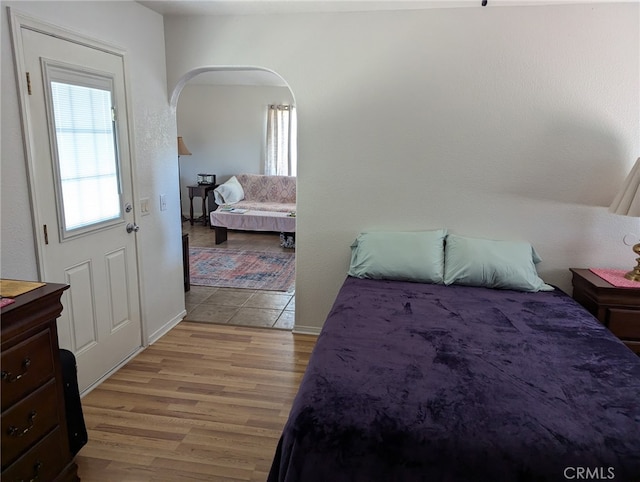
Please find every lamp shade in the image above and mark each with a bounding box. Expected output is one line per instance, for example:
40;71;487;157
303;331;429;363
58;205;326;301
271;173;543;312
609;157;640;217
177;136;192;156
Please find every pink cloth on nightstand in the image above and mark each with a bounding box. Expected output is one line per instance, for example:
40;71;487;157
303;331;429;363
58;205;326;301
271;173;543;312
589;268;640;288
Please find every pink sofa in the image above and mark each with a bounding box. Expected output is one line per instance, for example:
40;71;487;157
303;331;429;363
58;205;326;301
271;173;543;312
211;174;297;246
213;173;296;213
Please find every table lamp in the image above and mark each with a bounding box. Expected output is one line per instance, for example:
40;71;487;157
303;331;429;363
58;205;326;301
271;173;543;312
178;136;191;157
609;157;640;281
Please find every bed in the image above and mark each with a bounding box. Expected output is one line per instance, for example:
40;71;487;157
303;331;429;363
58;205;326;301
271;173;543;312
268;231;640;482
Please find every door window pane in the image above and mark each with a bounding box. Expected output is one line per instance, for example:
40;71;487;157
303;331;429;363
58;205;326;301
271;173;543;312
49;77;121;234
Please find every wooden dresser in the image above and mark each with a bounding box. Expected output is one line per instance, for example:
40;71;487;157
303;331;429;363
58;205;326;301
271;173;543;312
570;268;640;355
1;282;79;481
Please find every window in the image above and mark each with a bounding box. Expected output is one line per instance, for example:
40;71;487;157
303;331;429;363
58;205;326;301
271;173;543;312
44;62;123;238
265;104;297;176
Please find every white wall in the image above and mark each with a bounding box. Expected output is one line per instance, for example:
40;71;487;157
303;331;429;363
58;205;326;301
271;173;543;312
165;3;639;333
1;1;185;343
177;84;293;216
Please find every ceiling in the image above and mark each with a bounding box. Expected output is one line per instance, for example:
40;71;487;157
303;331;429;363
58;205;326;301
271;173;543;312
138;1;476;16
138;0;631;17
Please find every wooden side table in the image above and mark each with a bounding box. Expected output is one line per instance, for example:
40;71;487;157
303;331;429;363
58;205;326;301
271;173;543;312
187;182;216;226
570;268;640;354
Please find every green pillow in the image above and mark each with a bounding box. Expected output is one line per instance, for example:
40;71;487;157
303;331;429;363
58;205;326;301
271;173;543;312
443;234;553;292
348;229;447;284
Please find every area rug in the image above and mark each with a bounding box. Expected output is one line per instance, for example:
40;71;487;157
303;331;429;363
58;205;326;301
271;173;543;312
190;247;295;292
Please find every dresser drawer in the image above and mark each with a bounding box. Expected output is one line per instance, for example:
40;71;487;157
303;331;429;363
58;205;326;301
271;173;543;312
607;308;640;340
1;328;56;411
1;379;60;469
622;340;640;354
2;425;67;482
1;282;76;481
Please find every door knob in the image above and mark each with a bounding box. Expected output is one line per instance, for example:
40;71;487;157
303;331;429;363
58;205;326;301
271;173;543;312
126;223;139;233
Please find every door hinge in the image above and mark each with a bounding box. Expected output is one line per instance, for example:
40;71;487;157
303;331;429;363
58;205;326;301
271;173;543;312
43;224;48;245
26;72;32;95
111;107;116;122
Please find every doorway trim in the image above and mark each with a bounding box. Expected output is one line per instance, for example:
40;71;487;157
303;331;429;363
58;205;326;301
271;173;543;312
169;65;295;109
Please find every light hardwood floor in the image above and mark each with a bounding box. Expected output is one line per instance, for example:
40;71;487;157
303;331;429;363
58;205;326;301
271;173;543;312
75;322;316;481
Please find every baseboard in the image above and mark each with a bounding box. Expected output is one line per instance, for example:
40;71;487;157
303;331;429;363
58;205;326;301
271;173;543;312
80;310;187;397
292;325;321;336
148;309;187;345
80;346;144;397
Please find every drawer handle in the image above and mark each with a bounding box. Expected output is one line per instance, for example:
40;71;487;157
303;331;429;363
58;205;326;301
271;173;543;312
17;460;42;482
7;410;37;437
1;358;31;383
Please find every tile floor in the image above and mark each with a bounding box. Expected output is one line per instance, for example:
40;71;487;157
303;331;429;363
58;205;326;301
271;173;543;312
185;286;295;329
182;221;295;330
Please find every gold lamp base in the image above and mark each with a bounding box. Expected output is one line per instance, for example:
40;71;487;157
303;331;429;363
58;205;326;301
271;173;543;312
624;243;640;282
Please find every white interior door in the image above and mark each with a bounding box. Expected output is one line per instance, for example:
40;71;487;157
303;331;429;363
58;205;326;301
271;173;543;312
13;18;142;393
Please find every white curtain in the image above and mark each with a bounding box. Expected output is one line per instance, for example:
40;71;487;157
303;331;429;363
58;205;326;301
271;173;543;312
265;104;297;176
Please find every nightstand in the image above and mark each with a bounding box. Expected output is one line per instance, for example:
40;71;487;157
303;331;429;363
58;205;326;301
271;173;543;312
570;268;640;354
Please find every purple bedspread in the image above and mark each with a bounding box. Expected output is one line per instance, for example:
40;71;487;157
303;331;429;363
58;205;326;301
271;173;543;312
268;277;640;482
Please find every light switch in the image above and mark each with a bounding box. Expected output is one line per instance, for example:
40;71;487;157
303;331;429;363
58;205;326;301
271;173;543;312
159;194;167;212
140;198;150;216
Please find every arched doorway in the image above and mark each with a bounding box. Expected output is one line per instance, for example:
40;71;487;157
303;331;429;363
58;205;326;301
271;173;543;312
172;66;297;330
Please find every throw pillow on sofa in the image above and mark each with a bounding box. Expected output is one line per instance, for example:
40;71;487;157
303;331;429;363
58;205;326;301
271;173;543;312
213;176;245;205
